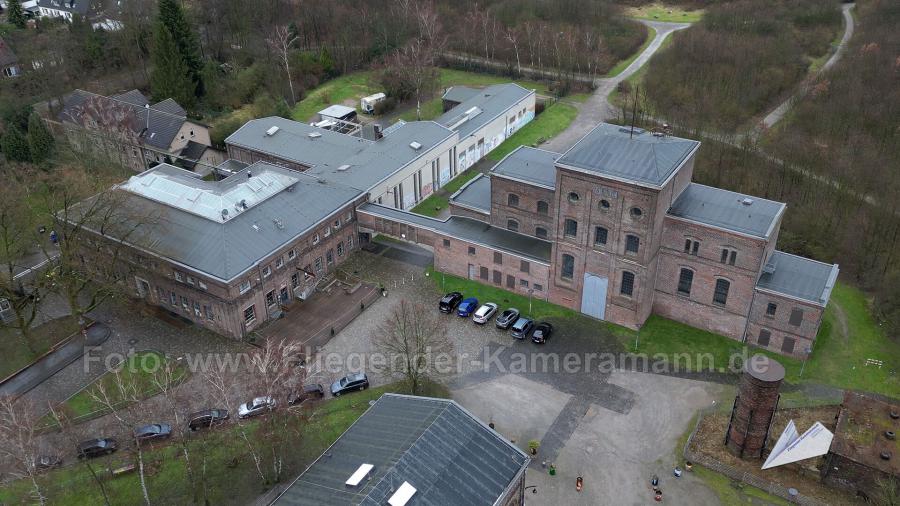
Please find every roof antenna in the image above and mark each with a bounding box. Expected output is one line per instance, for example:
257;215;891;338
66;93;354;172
145;103;150;132
630;85;638;140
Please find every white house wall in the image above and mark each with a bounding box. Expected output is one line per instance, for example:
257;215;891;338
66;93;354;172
369;133;459;210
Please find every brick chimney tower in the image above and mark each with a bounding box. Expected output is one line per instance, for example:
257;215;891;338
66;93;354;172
725;354;785;459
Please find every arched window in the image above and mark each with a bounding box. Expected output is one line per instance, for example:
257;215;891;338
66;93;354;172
677;268;693;295
564;219;578;238
535;227;548;239
537;200;549;215
568;192;580;203
620;271;635;296
713;279;730;305
507;219;519;232
561;254;575;279
507;193;519;207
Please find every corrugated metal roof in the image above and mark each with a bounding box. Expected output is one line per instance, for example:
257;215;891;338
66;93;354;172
105;162;363;281
756;250;838;305
668;183;785;238
449;173;491;213
436;83;534;138
557;123;699;187
358;203;552;263
274;394;529;506
490;145;560;189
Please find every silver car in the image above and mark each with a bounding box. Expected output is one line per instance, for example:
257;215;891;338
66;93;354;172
237;396;276;419
472;303;498;324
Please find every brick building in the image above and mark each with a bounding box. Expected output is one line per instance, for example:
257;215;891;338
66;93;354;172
359;123;839;358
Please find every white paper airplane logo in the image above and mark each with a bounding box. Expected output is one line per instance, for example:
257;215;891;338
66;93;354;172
762;420;834;470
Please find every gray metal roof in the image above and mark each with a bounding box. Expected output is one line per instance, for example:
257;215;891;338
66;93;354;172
667;183;785;238
105;162;363;281
217;159;249;174
58;89;189;150
441;86;481;104
490;145;560;189
756;251;839;305
274;394;529;506
37;0;91;15
449;174;491;214
152;98;187;116
436;83;534;138
358;203;552;263
557;123;699;187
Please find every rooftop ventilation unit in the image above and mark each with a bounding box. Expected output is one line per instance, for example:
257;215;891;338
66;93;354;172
409;142;422;151
221;209;229;220
741;198;754;206
308;132;322;139
337;164;351;172
273;218;284;230
345;464;374;486
388;482;417;506
265;126;280;136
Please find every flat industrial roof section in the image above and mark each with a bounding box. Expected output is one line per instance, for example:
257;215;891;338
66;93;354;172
490;145;560;189
108;162;364;281
449;173;492;214
830;391;900;477
756;251;839;306
441;85;482;104
667;183;786;239
436;83;534;138
557;123;700;188
272;394;530;506
358;203;552;263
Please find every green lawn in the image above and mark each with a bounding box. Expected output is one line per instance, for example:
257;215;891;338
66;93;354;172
625;2;705;23
487;102;578;161
409;169;482;218
397;96;444;122
0;381;449;505
608;32;676;109
56;351;188;420
605;26;656;78
0;316;81;379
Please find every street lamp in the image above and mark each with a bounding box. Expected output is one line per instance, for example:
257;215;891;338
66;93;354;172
528;288;534;316
799;346;813;377
634;323;642;352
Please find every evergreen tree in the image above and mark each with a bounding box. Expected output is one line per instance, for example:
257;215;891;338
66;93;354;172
26;113;55;164
150;23;196;108
157;0;203;95
1;127;31;163
7;0;26;29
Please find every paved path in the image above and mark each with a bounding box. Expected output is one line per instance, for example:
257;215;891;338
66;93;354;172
543;20;690;152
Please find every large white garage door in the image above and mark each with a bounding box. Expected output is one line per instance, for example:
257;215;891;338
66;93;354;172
581;273;608;320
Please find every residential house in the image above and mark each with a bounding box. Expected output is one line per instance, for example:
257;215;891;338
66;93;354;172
0;36;21;78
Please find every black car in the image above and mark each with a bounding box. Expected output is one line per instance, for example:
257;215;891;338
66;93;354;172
495;308;520;330
439;292;463;313
531;322;554;344
133;423;173;441
289;383;326;406
510;317;535;339
331;373;369;396
188;409;229;431
76;438;118;459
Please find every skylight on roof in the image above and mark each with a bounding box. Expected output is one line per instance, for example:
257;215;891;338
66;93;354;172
388;482;417;506
345;463;373;486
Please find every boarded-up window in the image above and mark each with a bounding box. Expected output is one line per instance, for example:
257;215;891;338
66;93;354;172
493;270;502;284
781;337;796;354
757;329;771;347
506;274;515;289
789;308;803;326
535;227;548;239
494;252;502;264
480;266;489;280
520;260;530;273
561;254;575;279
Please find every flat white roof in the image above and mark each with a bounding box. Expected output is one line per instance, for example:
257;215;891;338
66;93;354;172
345;463;374;486
387;482;417;506
319;104;357;118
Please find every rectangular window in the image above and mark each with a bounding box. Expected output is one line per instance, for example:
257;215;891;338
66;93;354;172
326;249;334;265
620;271;635;297
729;250;737;266
506;275;515;289
468;246;476;256
181;296;189;311
520;260;530;273
692;241;699;256
313;233;320;245
291;273;300;288
265;290;276;307
766;302;777;317
347;234;353;248
198;280;208;291
443;239;450;248
789;308;803;326
534;283;543;291
594;227;608;246
239;280;251;294
204;305;214;321
324;226;331;237
561;254;575;280
243;305;256;325
337;242;344;256
334;218;341;229
625;235;640;254
758;329;771;347
288;249;296;260
720;249;728;263
193;301;201;317
520;279;529;288
314;257;323;272
480;266;489;280
170;291;177;305
564;219;578;238
174;271;184;282
684;239;691;253
677;269;693;296
276;257;285;269
262;266;272;278
713;279;730;305
494;252;502;265
781;337;796;354
186;275;195;285
493;270;502;284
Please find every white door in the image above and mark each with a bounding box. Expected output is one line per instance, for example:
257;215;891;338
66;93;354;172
468;264;476;280
581;273;608;320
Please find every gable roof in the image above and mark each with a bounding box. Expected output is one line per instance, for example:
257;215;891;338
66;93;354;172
436;83;534;138
0;36;18;68
151;98;187;116
273;394;529;506
667;183;785;238
557;123;700;188
490;145;560;189
178;140;208;170
449;173;491;214
756;250;838;306
58;89;189;150
102;162;363;281
36;0;91;15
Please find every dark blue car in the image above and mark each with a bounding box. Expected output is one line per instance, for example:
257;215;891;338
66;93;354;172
457;297;479;317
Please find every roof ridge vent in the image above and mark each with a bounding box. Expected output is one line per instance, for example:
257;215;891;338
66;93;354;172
409;141;422;150
265;126;280;136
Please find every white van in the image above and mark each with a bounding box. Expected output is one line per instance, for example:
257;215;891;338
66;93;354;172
360;93;387;114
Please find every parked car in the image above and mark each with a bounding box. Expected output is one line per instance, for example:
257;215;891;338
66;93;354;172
456;297;479;317
76;438;118;459
531;322;554;344
439;292;463;313
495;308;520;330
238;396;277;419
288;383;326;406
472;303;498;324
331;372;370;396
188;409;229;431
35;455;61;471
133;423;172;441
510;317;535;339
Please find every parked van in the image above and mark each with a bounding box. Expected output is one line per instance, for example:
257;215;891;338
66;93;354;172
360;92;387;114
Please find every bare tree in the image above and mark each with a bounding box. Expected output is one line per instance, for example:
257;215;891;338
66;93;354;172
267;25;299;104
0;396;47;505
374;300;452;395
150;358;201;503
506;28;521;75
46;403;112;506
